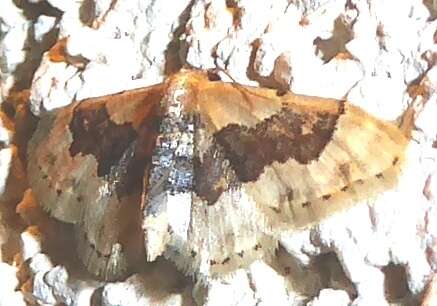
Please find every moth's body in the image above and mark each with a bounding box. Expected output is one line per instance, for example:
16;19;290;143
28;69;410;281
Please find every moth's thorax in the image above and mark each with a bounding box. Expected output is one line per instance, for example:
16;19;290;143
150;85;196;196
144;71;198;249
163;69;209;113
165;69;208;90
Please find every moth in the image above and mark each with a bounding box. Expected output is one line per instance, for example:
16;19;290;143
27;69;411;281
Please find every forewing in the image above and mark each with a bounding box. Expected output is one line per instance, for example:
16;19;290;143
162;77;409;279
28;85;163;280
139;70;409;280
195;82;408;229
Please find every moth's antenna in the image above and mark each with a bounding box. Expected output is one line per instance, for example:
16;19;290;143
399;94;426;139
341;79;360;102
208;66;296;111
399;74;431;138
212;67;239;83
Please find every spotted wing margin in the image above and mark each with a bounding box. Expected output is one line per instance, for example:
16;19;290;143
193;81;409;230
27;84;164;280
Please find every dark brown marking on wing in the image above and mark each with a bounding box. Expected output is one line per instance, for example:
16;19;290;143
214;106;342;182
339;163;351;181
376;173;384;179
392;157;399;166
302;201;311;208
193;119;238;205
271;207;281;213
287;189;294;201
69;104;136;177
69;101;160;199
322;194;331;200
193;147;228;205
221;257;230;264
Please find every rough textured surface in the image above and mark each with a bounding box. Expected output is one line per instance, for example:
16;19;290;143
307;289;350;306
0;0;436;305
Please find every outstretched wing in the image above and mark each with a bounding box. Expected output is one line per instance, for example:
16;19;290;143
143;70;409;280
28;85;163;280
196;83;408;229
